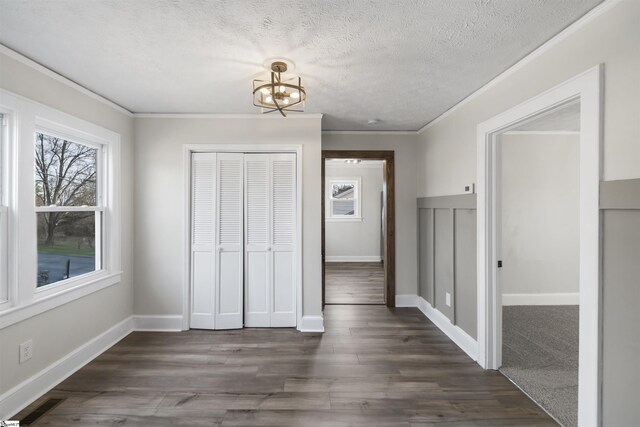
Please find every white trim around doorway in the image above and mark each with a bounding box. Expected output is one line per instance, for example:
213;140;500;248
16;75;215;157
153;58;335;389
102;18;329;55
476;65;602;426
182;144;303;331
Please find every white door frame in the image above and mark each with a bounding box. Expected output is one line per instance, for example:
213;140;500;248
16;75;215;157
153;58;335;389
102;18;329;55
182;144;303;331
476;65;602;426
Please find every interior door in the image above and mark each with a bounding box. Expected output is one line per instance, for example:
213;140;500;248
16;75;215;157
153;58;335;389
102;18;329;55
215;153;244;329
190;153;217;329
270;153;297;327
244;154;271;327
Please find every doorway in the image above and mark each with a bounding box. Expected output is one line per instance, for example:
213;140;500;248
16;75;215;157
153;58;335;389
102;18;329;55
476;66;602;425
321;150;395;308
498;101;581;426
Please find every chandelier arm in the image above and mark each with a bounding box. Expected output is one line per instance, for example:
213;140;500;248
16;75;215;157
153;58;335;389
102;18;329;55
273;98;286;117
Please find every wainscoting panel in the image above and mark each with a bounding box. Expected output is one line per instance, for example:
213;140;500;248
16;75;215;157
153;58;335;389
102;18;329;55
600;178;640;426
454;208;477;339
417;194;477;338
418;208;435;305
434;208;454;320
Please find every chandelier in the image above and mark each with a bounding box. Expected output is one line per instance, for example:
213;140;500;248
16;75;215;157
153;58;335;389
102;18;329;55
253;61;306;117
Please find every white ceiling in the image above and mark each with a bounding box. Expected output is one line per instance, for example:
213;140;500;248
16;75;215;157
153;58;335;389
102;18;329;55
0;0;601;131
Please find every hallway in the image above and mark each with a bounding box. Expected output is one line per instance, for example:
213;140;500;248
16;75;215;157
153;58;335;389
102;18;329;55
15;305;554;426
325;262;385;304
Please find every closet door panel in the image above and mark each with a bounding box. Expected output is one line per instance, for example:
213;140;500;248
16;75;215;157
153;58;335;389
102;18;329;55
270;153;297;327
215;153;244;329
190;153;217;329
244;154;271;327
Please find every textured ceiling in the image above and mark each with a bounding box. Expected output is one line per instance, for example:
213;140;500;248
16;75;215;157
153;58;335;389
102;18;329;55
0;0;601;131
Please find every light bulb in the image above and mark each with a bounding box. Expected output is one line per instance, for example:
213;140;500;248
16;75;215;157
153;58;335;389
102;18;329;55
260;88;270;95
290;92;300;99
279;86;285;93
283;98;289;105
266;96;273;103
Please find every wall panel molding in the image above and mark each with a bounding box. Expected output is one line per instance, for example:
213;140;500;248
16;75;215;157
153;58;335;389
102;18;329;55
600;178;640;425
418;194;476;209
600;178;640;209
417;195;477;339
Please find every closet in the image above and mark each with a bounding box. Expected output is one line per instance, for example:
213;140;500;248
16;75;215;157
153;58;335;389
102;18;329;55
190;151;297;330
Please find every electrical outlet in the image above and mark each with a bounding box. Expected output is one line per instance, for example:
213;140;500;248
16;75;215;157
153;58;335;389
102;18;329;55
19;339;33;364
445;292;451;307
464;183;475;194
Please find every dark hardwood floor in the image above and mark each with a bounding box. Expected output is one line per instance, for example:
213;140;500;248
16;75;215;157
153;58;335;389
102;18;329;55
16;305;555;426
325;262;385;304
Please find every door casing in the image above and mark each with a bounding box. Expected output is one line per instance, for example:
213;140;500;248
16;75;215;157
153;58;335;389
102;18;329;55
321;150;396;307
183;144;303;331
476;65;603;425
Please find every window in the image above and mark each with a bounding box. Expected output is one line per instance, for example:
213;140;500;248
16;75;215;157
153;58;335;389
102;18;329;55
0;113;7;305
0;89;121;327
35;132;102;287
326;177;362;221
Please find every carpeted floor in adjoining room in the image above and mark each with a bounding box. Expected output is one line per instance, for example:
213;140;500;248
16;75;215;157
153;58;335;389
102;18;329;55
501;305;579;427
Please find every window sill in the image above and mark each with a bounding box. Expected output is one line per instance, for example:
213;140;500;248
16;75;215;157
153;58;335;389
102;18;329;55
325;217;363;222
0;271;122;330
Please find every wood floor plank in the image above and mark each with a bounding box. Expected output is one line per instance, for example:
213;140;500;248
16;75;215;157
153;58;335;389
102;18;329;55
325;262;385;304
14;304;556;426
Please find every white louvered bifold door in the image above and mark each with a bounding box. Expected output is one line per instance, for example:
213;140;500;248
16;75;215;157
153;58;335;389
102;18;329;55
244;154;271;327
215;153;244;329
270;153;297;327
190;153;217;329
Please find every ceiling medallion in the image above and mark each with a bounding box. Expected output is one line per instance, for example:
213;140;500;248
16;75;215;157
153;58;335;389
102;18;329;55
253;61;306;117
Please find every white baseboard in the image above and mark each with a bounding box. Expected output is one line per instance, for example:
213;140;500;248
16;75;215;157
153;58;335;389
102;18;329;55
133;315;184;331
0;316;133;420
416;296;478;361
395;294;419;307
325;256;382;262
299;315;324;333
502;293;579;306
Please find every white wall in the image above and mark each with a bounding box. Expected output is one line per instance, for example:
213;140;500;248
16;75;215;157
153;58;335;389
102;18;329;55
0;51;134;394
322;133;418;296
500;133;580;300
417;0;640;197
325;162;383;261
133;116;323;321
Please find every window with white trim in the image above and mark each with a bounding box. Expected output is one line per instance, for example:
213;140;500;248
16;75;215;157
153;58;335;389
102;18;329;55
35;131;102;287
0;113;8;305
326;177;362;221
0;89;121;327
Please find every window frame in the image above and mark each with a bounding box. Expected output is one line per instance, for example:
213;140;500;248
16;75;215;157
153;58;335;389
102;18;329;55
33;126;105;294
0;89;122;329
0;110;11;310
325;177;362;222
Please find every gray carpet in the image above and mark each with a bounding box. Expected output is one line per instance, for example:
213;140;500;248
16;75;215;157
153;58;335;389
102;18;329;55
500;305;579;427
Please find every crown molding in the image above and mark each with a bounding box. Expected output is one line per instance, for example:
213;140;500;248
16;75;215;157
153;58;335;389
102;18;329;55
416;0;621;135
0;44;134;117
133;113;323;119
